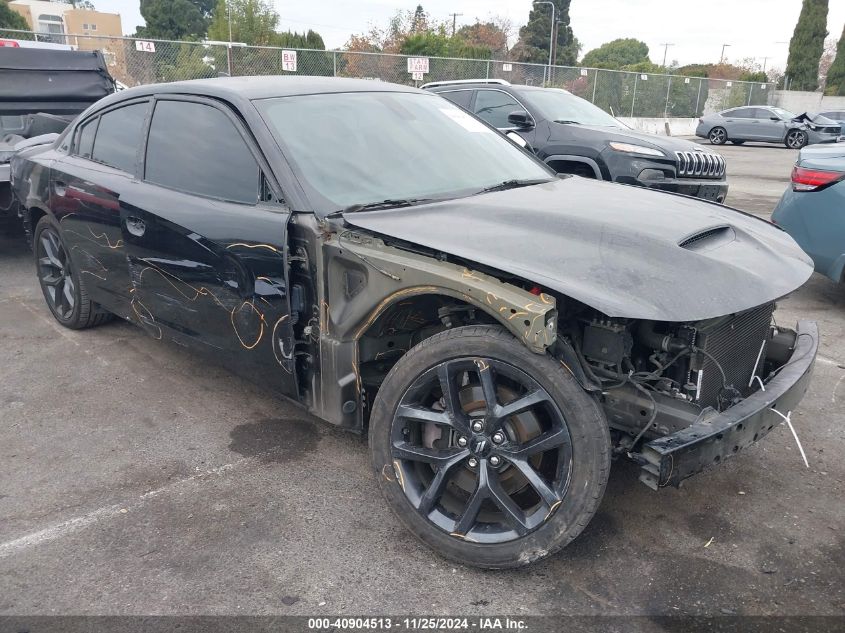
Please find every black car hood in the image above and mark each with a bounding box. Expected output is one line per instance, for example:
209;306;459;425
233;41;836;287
344;178;813;322
549;122;708;153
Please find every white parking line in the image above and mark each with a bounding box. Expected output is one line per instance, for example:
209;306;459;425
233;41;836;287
0;459;242;559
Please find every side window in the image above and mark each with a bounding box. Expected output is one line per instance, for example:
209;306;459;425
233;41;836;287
145;100;259;204
438;90;473;110
90;102;148;172
753;108;773;119
74;118;97;159
724;108;749;119
473;90;522;128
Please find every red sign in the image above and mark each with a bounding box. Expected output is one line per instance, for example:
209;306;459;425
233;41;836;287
0;40;21;47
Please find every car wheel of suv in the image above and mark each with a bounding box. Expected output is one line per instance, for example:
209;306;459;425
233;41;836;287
709;127;728;145
369;325;610;569
34;215;112;329
785;129;808;149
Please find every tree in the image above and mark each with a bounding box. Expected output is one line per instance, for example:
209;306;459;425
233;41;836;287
826;24;845;95
581;38;649;69
208;0;277;45
53;0;96;9
784;0;828;91
456;19;510;58
137;0;208;39
0;0;31;32
512;0;578;66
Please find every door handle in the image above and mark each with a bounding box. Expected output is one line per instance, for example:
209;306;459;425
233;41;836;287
54;180;67;197
126;216;146;237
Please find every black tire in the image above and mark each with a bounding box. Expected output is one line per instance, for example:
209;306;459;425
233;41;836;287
730;140;745;145
785;129;808;149
369;325;610;569
34;215;112;329
709;126;728;145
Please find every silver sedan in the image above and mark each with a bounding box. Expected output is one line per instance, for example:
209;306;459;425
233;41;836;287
696;105;842;149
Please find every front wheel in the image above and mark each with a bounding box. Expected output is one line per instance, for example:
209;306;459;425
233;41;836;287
785;129;808;149
370;325;610;569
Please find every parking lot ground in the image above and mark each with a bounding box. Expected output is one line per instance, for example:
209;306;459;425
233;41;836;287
1;144;844;618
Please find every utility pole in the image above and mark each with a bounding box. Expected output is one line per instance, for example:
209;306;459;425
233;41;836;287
720;43;731;63
761;56;771;73
448;12;463;36
660;43;674;68
533;1;555;87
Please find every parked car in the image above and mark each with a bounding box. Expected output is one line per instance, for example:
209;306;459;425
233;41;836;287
12;77;817;569
696;105;842;149
772;144;845;283
424;79;728;203
0;46;115;234
818;110;845;141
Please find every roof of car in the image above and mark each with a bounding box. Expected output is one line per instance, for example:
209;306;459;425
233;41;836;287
427;82;567;94
116;76;424;100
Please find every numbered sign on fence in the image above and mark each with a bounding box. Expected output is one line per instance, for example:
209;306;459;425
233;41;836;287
281;50;297;72
407;57;429;74
580;68;588;76
502;63;512;72
135;40;156;53
411;71;424;81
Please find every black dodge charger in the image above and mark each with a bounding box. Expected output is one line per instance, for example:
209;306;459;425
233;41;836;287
11;77;816;568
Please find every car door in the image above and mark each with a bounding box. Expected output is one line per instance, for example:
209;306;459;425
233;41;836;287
724;107;758;140
51;98;150;318
753;107;787;141
472;88;538;149
120;96;297;397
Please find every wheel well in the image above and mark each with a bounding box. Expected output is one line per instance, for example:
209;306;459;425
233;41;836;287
24;207;47;250
357;294;496;423
547;160;597;179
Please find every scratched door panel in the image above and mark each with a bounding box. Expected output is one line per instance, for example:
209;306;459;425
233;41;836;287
119;182;297;398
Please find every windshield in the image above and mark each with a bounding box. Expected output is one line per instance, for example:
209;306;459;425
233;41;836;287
522;89;623;128
771;107;796;120
255;91;552;214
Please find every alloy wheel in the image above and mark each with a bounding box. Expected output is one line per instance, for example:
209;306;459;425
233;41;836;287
709;128;726;144
787;130;805;149
37;227;76;320
390;357;573;544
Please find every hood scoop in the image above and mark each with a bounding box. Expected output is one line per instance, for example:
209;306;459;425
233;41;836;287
678;225;735;251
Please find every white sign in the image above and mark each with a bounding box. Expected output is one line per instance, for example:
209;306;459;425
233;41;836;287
407;57;429;74
726;81;733;87
640;74;648;80
502;63;512;72
580;68;588;76
135;40;156;53
684;77;690;84
761;83;768;89
282;50;297;72
411;71;424;81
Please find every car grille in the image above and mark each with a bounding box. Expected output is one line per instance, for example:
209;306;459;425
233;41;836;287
692;303;774;410
675;151;726;179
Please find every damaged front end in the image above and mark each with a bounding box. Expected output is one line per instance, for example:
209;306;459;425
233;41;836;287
556;304;818;489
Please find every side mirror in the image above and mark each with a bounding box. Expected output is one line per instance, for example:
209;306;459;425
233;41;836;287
770;116;780;121
507;110;534;129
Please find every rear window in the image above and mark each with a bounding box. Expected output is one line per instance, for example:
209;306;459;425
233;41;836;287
437;89;473;109
91;102;148;172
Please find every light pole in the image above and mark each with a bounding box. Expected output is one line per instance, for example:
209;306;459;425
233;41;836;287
720;43;731;63
533;1;555;87
660;43;674;68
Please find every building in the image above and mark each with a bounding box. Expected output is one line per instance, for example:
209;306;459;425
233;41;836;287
9;0;127;82
9;0;123;45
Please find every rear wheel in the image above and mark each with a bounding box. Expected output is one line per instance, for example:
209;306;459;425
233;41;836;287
370;325;610;569
785;129;808;149
709;126;728;145
34;215;112;329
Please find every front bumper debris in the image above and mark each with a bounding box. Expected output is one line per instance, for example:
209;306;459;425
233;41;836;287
638;320;818;490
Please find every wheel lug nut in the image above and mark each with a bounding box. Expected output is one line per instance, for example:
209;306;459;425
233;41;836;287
467;457;478;468
472;420;484;433
492;431;505;444
457;436;468;447
490;455;501;467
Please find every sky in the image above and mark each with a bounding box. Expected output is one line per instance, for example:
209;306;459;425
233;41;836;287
103;0;845;72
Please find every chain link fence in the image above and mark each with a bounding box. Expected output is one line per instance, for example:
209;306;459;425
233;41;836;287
1;29;775;117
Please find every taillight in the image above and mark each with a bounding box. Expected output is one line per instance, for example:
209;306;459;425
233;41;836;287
791;165;845;191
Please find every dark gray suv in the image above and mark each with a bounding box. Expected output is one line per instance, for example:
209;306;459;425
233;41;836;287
425;79;729;203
